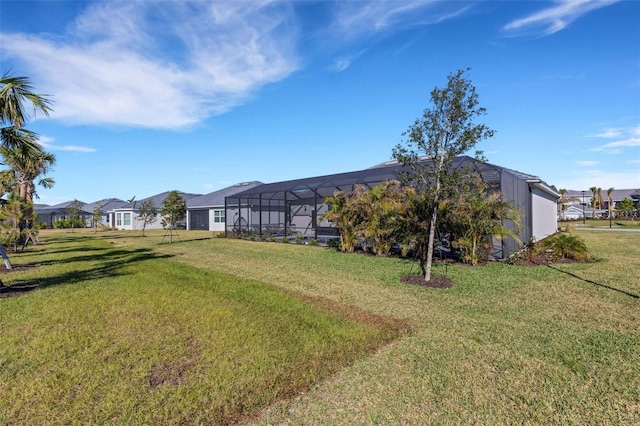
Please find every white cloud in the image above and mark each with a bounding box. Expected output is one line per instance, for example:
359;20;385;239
588;124;640;154
331;1;471;41
0;1;300;130
590;137;640;154
39;137;96;153
330;49;367;72
325;1;471;72
503;0;620;37
589;127;624;138
576;160;598;167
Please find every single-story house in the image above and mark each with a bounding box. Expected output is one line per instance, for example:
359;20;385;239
109;190;202;231
224;155;560;259
186;181;262;232
82;198;127;228
559;205;585;220
34;200;89;228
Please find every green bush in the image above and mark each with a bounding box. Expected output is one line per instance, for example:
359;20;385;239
327;238;340;250
0;228;21;248
537;233;592;261
52;218;86;229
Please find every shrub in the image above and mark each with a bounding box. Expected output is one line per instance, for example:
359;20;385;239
52;218;85;229
327;238;340;250
537;233;592;261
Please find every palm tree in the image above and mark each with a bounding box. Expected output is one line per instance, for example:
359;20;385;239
589;186;598;219
596;187;604;211
361;180;408;255
0;143;55;203
1;71;52;130
442;176;521;265
558;188;568;216
322;188;363;253
607;187;615;222
606;187;614;211
0;72;52;280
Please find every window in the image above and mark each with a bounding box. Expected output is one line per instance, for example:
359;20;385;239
116;213;122;226
213;209;225;223
124;213;131;226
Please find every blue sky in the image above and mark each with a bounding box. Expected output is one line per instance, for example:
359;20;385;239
1;0;638;205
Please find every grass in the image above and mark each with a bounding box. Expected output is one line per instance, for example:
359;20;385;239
0;230;407;424
560;218;640;229
1;228;639;424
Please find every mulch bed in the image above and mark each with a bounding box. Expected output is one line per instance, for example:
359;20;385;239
513;253;582;267
401;253;585;289
401;275;454;288
0;264;40;299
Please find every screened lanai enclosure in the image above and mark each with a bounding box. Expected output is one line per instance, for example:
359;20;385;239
224;156;560;259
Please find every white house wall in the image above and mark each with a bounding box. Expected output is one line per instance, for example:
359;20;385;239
113;210;165;231
531;185;559;241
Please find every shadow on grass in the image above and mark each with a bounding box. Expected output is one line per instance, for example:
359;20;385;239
10;246;106;258
41;234;96;244
17;247;165;267
545;264;639;299
1;247;174;297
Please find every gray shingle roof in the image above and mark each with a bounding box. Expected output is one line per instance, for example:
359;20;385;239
35;200;87;214
187;182;263;209
114;190;202;210
82;198;127;213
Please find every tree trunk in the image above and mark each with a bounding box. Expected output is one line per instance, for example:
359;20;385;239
0;244;13;270
425;153;445;282
424;205;438;281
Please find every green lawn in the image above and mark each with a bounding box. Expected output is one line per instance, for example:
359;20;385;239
561;218;640;229
1;228;639;424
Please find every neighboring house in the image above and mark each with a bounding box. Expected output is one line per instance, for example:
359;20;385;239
561;189;639;218
34;200;88;228
224;155;560;260
82;198;127;228
109;190;202;231
186;182;263;232
559;205;585;220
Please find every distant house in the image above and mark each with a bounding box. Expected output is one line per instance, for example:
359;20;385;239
561;189;639;218
34;200;88;228
559;205;585;220
82;198;127;228
109;191;202;231
186;182;262;232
